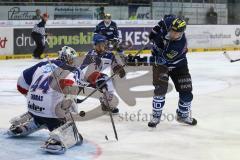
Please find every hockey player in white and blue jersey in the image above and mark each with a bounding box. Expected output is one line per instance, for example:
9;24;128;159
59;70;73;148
79;34;126;114
7;46;84;154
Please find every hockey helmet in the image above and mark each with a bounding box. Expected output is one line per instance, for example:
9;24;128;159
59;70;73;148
170;18;186;32
58;46;77;64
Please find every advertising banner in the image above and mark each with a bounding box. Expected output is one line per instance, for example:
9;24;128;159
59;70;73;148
186;25;240;49
0;28;13;55
12;25;240;55
13;27;152;54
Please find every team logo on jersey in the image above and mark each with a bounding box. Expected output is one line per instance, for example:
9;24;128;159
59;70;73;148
166;50;178;59
42;64;57;73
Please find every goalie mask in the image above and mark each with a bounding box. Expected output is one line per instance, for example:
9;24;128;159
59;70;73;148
58;46;77;65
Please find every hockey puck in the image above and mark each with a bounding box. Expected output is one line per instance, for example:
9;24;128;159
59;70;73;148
79;111;86;117
105;135;108;141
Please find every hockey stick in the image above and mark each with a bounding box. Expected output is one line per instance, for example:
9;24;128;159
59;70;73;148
116;40;133;64
46;56;81;142
106;40;133;64
76;44;148;104
107;40;133;51
223;51;240;63
101;88;118;141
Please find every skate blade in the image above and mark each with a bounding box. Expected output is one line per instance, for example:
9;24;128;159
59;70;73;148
176;119;197;126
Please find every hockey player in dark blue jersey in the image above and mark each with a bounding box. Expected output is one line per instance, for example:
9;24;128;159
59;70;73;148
94;14;125;56
148;15;197;127
94;13;119;41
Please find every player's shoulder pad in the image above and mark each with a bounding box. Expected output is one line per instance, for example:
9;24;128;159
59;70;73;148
32;61;49;68
98;21;105;26
22;61;48;85
50;59;65;67
111;21;117;26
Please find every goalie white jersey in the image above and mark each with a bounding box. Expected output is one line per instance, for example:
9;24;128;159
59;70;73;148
17;60;77;118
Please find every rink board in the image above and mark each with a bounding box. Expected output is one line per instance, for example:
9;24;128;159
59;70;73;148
1;47;240;60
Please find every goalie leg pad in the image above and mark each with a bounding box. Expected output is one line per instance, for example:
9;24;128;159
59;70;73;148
47;121;83;152
7;116;43;137
9;112;32;126
152;64;169;96
42;138;66;154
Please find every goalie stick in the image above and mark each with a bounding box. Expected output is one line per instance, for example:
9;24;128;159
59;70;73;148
223;51;240;63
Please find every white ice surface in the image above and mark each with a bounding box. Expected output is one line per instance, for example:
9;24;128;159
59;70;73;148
0;52;240;160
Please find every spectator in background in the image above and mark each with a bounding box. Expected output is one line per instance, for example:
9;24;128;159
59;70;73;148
96;6;105;20
177;11;189;24
33;9;41;20
129;11;137;20
206;6;218;24
111;0;127;5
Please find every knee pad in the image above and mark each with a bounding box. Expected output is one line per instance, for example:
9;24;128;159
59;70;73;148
154;85;168;96
179;92;193;102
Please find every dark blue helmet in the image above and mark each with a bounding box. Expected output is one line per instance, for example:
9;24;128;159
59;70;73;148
93;34;107;45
